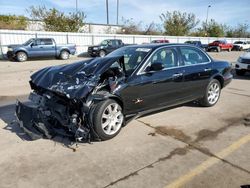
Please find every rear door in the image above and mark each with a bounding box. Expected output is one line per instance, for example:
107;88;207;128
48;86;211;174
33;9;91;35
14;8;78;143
179;46;212;99
39;39;55;56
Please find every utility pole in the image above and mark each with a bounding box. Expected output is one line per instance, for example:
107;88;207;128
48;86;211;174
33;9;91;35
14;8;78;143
106;0;109;25
76;0;78;12
116;0;119;25
205;5;211;36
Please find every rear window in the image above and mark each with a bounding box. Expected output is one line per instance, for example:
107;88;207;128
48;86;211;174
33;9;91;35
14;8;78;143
180;47;210;65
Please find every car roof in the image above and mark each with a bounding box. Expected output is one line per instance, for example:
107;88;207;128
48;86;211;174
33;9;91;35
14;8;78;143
127;43;194;50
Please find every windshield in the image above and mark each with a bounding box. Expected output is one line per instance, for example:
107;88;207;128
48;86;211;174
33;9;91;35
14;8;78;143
107;46;152;74
234;41;243;44
23;39;34;46
99;40;109;46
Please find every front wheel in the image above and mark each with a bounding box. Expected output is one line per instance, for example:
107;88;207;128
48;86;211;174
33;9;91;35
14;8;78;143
99;50;106;57
200;79;221;107
92;99;124;140
16;52;27;62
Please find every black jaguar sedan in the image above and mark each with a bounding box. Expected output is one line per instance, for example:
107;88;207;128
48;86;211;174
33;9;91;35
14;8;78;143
16;44;233;141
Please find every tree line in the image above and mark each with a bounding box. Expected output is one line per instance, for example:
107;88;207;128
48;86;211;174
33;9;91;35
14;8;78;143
0;6;249;38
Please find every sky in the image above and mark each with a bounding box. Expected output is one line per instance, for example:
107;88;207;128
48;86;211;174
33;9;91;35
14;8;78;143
0;0;249;28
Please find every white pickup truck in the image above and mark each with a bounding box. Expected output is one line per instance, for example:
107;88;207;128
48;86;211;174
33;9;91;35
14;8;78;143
233;41;250;51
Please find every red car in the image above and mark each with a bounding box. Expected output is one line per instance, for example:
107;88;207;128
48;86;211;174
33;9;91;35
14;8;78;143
151;39;169;43
208;40;233;52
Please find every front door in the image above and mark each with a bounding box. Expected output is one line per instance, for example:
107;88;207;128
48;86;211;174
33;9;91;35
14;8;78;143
122;47;186;114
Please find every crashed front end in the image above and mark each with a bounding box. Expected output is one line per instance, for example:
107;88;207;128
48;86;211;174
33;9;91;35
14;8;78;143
15;57;125;141
16;91;92;141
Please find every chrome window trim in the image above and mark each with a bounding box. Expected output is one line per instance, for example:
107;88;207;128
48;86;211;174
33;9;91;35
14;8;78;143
136;44;212;76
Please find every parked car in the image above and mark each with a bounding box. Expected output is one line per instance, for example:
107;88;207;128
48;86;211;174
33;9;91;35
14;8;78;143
16;44;233;141
184;41;208;51
88;39;128;57
151;39;169;43
235;49;250;76
207;40;233;52
7;38;76;62
232;41;250;51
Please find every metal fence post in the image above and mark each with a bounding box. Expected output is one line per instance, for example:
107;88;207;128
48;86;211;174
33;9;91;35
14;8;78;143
91;34;94;45
0;32;3;60
66;34;69;44
35;33;38;39
133;36;135;44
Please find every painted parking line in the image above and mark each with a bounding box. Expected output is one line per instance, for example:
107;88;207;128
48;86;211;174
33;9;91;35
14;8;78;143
165;133;250;188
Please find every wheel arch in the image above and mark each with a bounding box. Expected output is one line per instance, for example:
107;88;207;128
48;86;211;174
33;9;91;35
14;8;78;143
15;50;28;57
60;48;70;54
212;74;224;88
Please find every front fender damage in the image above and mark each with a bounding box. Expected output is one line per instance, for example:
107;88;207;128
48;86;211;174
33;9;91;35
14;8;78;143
15;56;126;142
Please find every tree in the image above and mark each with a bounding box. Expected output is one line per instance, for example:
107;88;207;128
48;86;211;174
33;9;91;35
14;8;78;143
194;19;225;37
226;23;249;38
143;22;162;35
118;17;143;34
118;18;162;35
27;6;86;32
0;15;28;30
160;11;199;36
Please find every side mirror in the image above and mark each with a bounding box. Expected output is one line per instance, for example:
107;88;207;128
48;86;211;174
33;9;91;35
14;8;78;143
146;62;164;72
30;43;36;47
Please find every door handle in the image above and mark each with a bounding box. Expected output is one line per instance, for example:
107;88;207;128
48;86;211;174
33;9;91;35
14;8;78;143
172;73;183;77
204;68;212;72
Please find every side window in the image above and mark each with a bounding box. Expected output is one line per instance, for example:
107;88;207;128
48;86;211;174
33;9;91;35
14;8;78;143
180;47;210;65
146;48;178;70
111;40;119;46
41;39;53;45
35;39;41;45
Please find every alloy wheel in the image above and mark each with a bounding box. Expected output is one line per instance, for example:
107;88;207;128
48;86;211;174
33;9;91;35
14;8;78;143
101;103;124;135
207;82;220;105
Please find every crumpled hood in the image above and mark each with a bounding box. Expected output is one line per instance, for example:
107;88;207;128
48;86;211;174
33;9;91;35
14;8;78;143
30;56;123;99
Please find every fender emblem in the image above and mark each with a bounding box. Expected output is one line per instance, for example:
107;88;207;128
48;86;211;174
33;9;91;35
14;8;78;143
133;98;143;104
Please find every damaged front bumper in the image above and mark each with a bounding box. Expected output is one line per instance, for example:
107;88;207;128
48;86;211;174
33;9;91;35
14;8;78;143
15;92;91;141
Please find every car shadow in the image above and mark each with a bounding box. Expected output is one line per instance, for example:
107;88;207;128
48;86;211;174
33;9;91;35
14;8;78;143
138;101;201;119
0;103;85;149
77;52;90;58
233;73;250;80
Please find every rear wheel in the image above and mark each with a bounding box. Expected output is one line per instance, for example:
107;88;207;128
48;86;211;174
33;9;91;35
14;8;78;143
200;79;221;107
60;50;70;60
92;99;124;140
236;69;246;76
16;51;27;62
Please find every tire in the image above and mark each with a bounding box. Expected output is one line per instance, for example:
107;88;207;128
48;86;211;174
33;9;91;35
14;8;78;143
16;51;27;62
60;50;70;60
200;79;221;107
99;50;106;57
236;69;246;76
92;99;124;140
239;47;243;51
